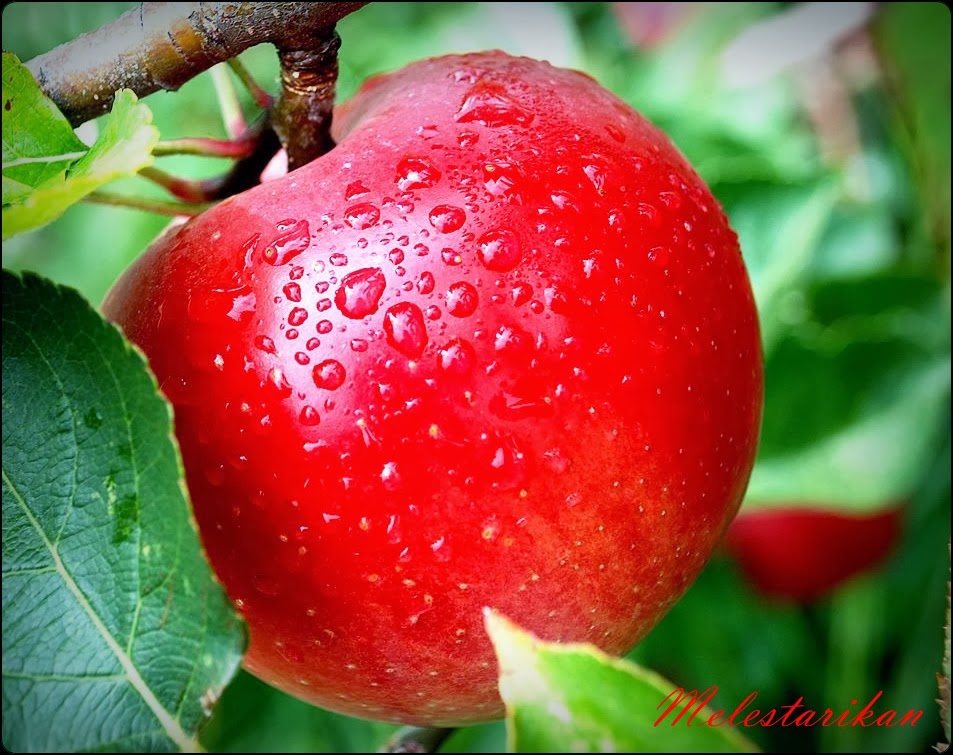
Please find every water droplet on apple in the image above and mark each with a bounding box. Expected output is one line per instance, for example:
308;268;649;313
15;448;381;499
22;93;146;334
440;248;463;266
335;267;386;319
494;324;531;356
436;338;476;376
396;156;441;191
638;202;658;224
659;190;682;209
306;337;320;350
605;124;626;142
384;302;428;358
446;281;479;317
550;191;579;212
313;359;346;390
511;282;533;306
583;162;608;194
543;447;569;474
283;282;302;302
388;248;405;265
345;180;370;201
425;305;441;320
428;205;466;233
416;271;435;295
294;352;310;365
299;405;321;425
455;82;534;128
477;229;521;271
316;319;332;335
263;220;310;265
288;307;308;326
457;130;479;148
483;163;522;198
316;298;332;312
255;335;277;354
329;252;349;267
344;203;381;230
381;461;402;491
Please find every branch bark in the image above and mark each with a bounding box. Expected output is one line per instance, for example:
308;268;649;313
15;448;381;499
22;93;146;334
27;2;367;126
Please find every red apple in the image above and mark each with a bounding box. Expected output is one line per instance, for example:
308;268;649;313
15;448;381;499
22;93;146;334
724;505;903;602
103;51;763;725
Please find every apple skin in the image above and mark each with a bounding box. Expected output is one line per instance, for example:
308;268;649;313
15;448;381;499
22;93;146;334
103;52;763;725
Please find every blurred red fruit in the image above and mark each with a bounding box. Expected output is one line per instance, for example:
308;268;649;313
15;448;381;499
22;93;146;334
724;506;903;602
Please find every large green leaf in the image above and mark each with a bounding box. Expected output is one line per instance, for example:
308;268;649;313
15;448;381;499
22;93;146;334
1;53;158;240
1;271;245;752
485;610;757;753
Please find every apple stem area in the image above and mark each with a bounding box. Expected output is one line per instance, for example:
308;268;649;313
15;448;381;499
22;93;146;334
380;726;455;754
25;1;369;205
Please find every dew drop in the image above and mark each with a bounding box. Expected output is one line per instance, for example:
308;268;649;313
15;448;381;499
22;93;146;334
416;271;436;295
494;324;531;355
396;157;441;191
255;335;277;355
381;461;402;491
299;405;321;425
428;205;466;233
483;163;522;198
344;203;381;230
345;180;370;201
425;305;442;320
313;359;346;390
437;338;476;376
350;338;369;353
455;82;534;128
317;298;332;312
477;229;521;272
659;191;682;210
446;281;479;317
263;220;310;265
511;282;533;306
441;248;463;266
329;253;349;267
457;130;479;148
388;248;405;265
295;352;310;365
605;124;626;142
317;319;333;334
583;163;608;194
288;307;309;326
306;337;320;350
384;302;428;358
283;282;302;302
335;267;386;319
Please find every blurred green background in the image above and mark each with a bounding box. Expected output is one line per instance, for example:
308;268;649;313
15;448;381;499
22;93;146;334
3;2;950;752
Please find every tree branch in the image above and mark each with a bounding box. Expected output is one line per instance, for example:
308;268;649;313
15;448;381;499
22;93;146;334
378;726;454;754
273;29;342;170
26;2;367;127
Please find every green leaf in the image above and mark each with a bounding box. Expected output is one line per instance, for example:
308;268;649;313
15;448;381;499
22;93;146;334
1;52;88;205
1;271;245;752
485;610;758;753
2;53;158;240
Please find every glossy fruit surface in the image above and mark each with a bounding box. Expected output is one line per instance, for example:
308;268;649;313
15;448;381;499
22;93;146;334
103;51;763;725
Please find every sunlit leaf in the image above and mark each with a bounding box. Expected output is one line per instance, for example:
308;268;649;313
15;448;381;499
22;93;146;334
486;610;758;753
2;53;158;240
